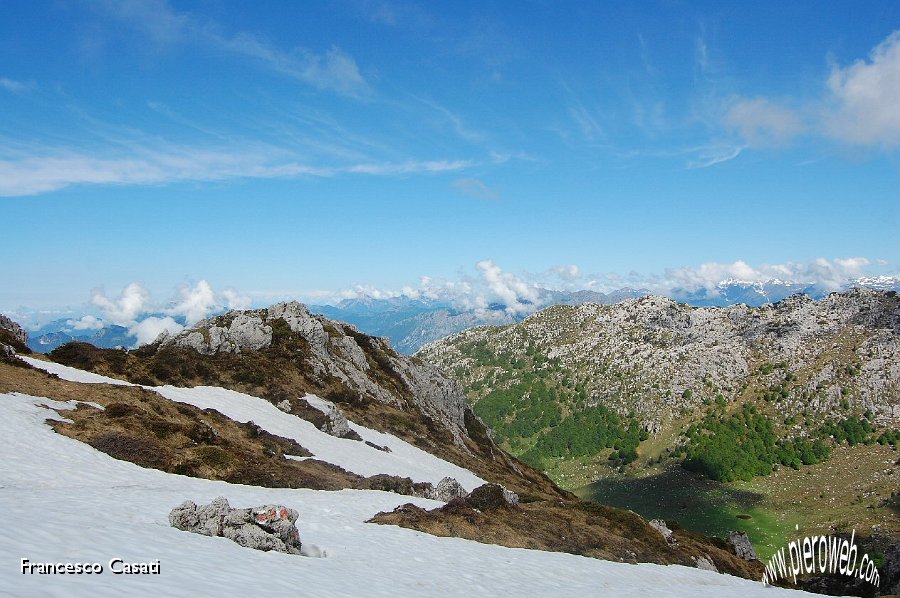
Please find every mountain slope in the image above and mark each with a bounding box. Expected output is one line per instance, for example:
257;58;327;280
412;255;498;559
44;301;566;502
0;369;810;596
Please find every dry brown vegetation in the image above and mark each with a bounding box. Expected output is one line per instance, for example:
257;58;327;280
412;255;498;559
370;497;765;580
0;362;360;489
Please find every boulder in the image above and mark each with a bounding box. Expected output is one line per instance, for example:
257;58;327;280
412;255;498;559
169;497;302;555
277;399;292;413
728;531;758;561
693;554;718;573
466;483;517;511
428;477;468;502
649;519;676;545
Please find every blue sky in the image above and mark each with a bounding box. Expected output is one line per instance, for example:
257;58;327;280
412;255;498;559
2;1;899;323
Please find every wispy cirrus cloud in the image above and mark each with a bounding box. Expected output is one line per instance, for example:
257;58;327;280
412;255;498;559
0;77;34;94
453;177;498;200
0;146;473;197
95;0;370;97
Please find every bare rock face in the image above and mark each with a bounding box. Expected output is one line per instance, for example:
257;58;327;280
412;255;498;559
0;314;29;358
649;519;676;545
0;314;28;346
169;497;302;555
728;531;758;561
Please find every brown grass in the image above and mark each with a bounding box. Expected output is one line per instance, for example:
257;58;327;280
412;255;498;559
370;498;765;580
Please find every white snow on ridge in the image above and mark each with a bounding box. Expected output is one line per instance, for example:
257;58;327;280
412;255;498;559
0;392;811;597
20;355;135;386
154;385;485;489
20;356;483;488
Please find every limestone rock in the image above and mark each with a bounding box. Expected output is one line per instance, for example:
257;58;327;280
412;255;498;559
169;497;303;555
649;519;676;545
693;554;718;572
301;395;353;439
728;531;758;561
0;314;28;346
428;477;468;502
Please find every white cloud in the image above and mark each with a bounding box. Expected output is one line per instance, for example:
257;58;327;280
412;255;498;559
83;280;255;345
475;260;540;315
66;315;105;331
724;98;804;146
91;283;151;326
721;30;900;150
660;257;873;294
826;31;900;147
0;150;474;197
165;280;217;325
221;289;252;311
129;316;184;346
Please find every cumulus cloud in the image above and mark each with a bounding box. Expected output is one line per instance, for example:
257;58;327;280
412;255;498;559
66;315;105;331
81;280;252;346
723;30;900;150
129;316;184;346
473;260;540;315
166;280;217;325
826;31;900;147
91;283;151;326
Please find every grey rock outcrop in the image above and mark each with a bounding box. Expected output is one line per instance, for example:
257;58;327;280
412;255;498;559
0;314;28;346
427;477;468;502
276;399;292;413
301;396;352;438
693;554;718;572
727;531;758;561
169;496;302;555
649;519;676;545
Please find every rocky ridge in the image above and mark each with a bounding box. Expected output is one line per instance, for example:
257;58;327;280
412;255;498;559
418;289;900;433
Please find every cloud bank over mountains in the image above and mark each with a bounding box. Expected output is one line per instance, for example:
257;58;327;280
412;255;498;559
13;255;894;347
66;280;250;345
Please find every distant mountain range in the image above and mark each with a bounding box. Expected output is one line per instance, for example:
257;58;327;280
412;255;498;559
21;277;900;354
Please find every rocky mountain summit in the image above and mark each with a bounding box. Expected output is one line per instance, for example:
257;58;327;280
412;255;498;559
419;289;900;435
